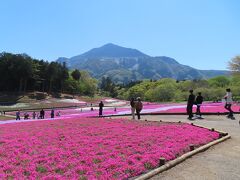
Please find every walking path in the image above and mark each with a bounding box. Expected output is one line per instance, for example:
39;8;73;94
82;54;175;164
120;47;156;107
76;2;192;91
0;105;187;124
125;114;240;180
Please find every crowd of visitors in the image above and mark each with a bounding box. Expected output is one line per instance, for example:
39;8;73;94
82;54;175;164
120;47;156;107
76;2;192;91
15;108;60;120
187;88;235;120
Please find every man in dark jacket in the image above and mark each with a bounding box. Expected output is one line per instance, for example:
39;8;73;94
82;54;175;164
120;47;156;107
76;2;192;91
40;109;45;119
51;109;55;118
99;101;104;117
196;92;203;118
187;90;195;120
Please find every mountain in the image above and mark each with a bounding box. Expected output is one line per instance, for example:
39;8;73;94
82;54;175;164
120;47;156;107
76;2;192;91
56;43;229;83
79;43;149;58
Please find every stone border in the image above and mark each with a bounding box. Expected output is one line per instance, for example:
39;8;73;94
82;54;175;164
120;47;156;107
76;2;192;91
134;124;230;180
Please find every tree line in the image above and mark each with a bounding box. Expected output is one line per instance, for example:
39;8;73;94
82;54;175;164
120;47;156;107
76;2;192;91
0;52;97;96
1;52;240;102
115;76;240;102
100;56;240;102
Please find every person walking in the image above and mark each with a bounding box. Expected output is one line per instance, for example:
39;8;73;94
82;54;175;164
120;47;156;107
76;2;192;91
135;97;143;120
99;101;104;117
24;112;29;120
56;111;61;117
39;110;42;119
42;109;45;119
51;109;55;118
187;90;195;120
40;109;45;119
196;92;203;119
91;103;94;111
16;110;21;120
32;111;36;119
224;88;234;119
130;97;136;120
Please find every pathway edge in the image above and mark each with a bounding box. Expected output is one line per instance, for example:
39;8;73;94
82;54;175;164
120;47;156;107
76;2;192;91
135;134;231;180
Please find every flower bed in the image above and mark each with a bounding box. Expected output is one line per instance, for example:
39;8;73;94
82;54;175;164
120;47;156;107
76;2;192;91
0;118;219;179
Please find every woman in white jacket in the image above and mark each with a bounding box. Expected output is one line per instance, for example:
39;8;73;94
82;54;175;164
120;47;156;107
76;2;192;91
224;88;234;119
130;97;136;120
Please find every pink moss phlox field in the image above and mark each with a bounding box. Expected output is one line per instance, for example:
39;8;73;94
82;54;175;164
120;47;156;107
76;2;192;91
0;118;219;179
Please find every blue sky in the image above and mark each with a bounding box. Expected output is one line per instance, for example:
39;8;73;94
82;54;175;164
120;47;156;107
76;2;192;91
0;0;239;70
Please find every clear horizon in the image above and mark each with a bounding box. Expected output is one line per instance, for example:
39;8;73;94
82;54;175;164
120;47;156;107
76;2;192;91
1;0;240;70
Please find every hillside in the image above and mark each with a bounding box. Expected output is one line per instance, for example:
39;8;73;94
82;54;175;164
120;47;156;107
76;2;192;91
56;43;229;83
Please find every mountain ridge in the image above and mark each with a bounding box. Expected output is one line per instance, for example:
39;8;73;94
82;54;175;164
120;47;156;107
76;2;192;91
56;43;229;83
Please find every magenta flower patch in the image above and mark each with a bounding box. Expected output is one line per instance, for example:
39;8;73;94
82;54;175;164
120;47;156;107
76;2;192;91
0;118;219;179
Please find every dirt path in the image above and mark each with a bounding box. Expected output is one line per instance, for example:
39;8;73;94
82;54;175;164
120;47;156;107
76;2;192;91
130;114;240;180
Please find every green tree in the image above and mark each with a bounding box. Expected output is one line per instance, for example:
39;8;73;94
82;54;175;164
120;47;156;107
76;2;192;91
152;83;176;102
128;85;146;99
208;76;230;88
46;62;58;93
178;80;194;91
63;79;79;96
71;69;81;81
80;71;98;97
59;62;69;93
144;89;155;101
